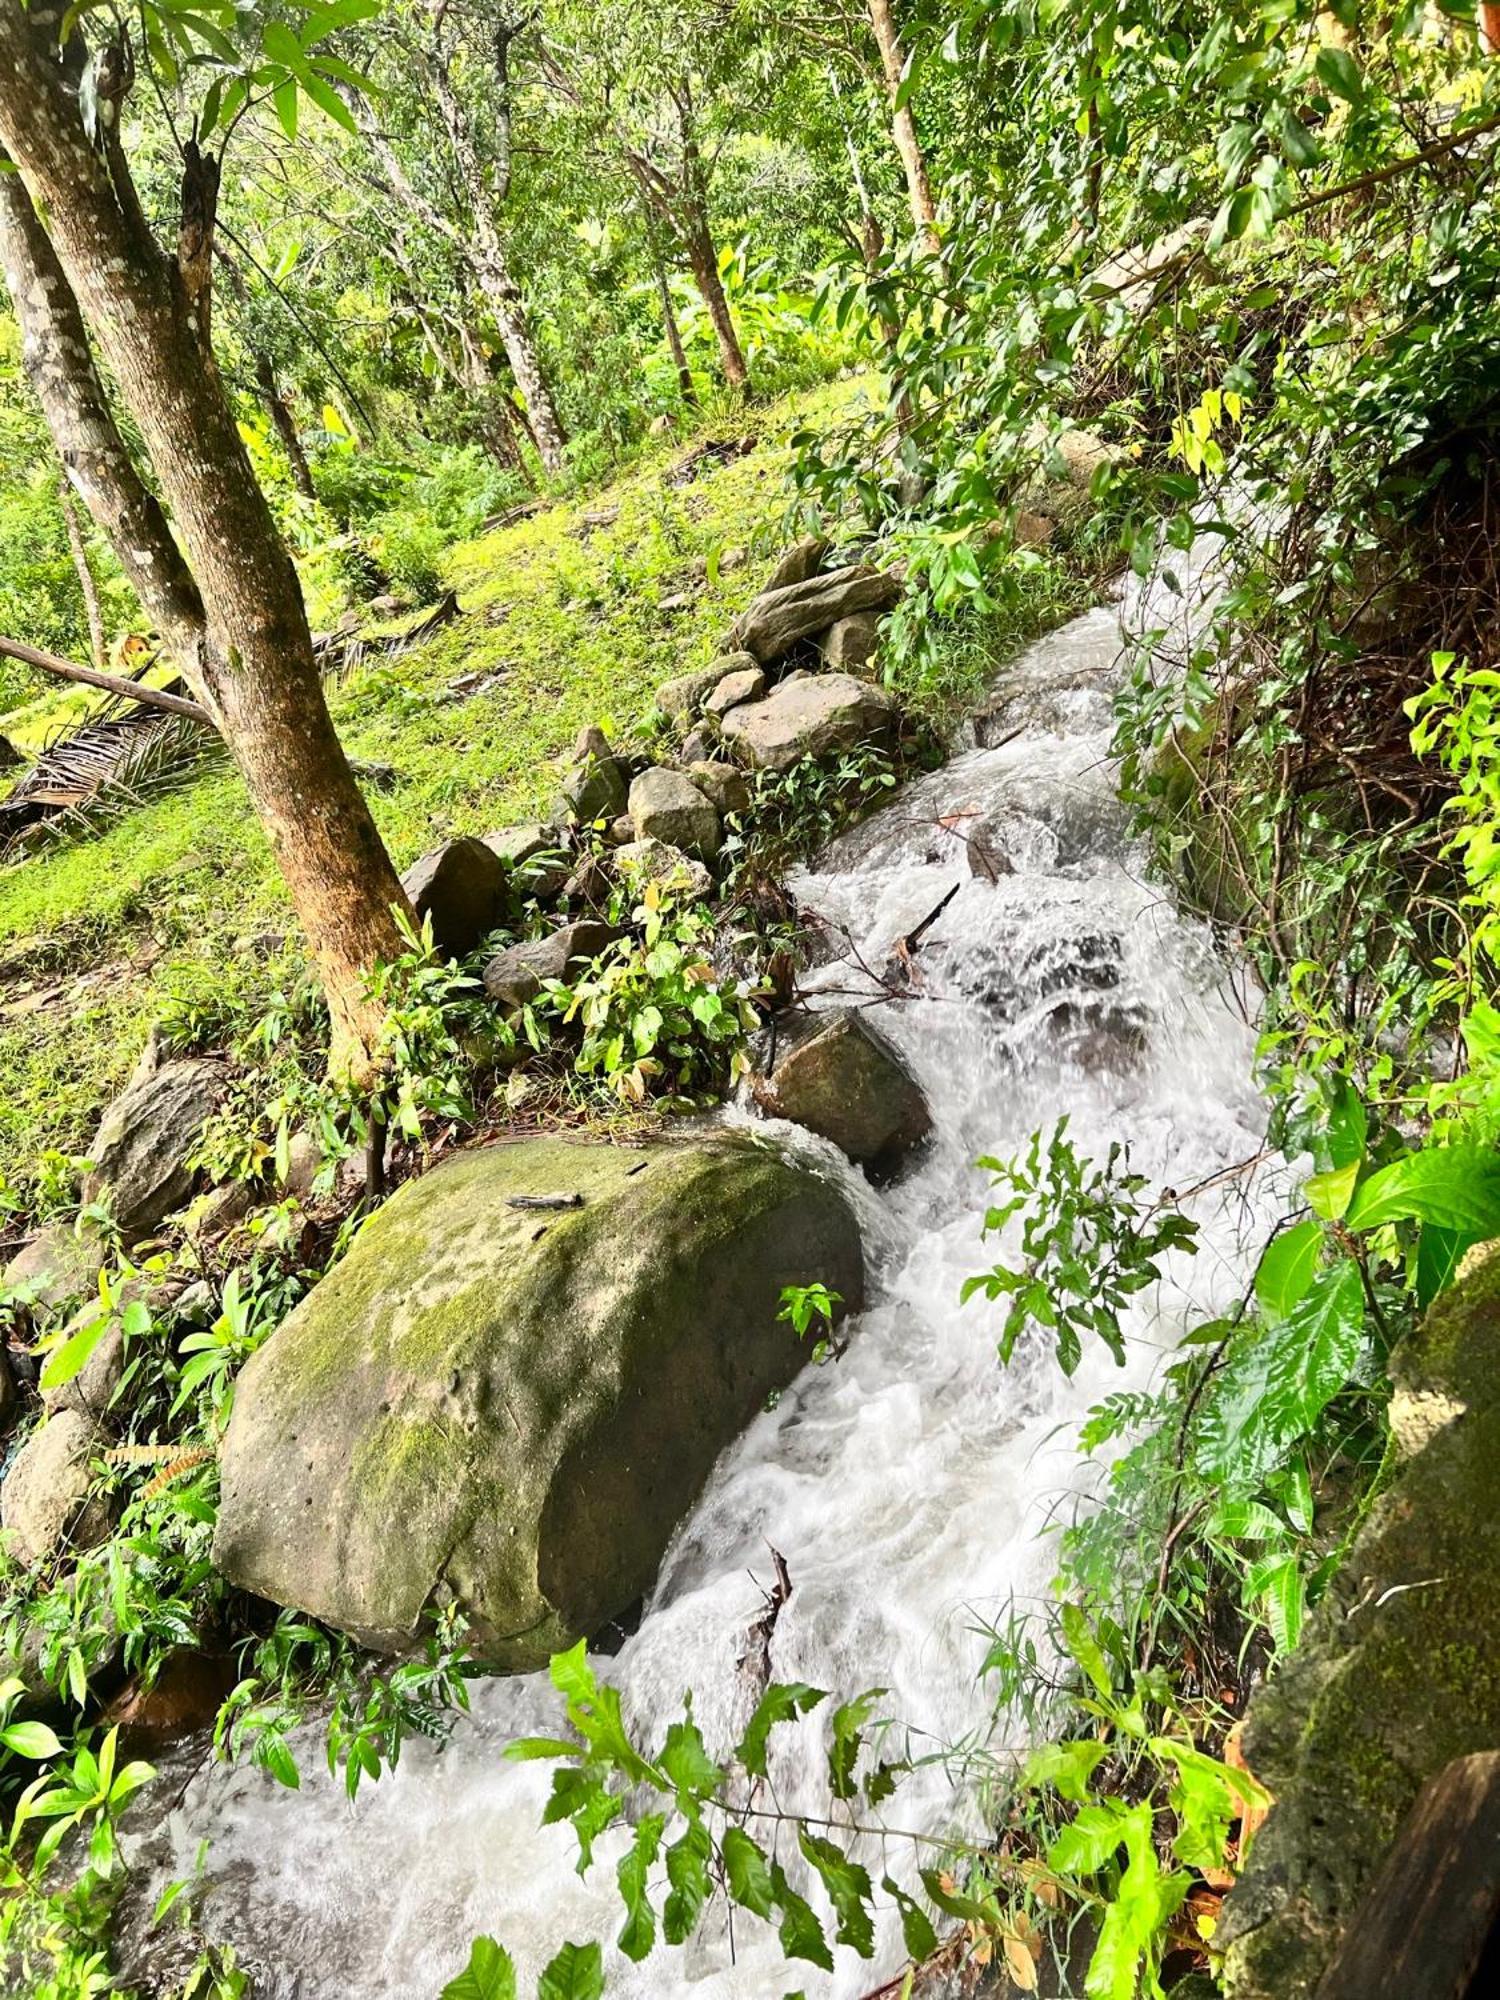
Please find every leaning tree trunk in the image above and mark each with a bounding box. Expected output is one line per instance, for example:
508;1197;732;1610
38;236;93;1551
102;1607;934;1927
866;0;941;254
651;248;698;408
254;352;317;500
681;204;748;391
0;19;411;1072
57;478;105;670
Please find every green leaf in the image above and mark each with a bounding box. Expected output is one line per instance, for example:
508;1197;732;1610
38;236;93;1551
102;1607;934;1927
0;1720;63;1759
616;1813;665;1962
828;1688;885;1801
1047;1800;1132;1879
883;1875;938;1964
1305;1160;1359;1221
772;1865;833;1972
723;1827;777;1918
1346;1146;1500;1236
272;73;299;141
1263;1259;1365;1437
440;1937;516;2000
919;1866;999;1927
1059;1603;1112;1700
736;1681;825;1779
659;1713;722;1801
538;1941;604;2000
1315;46;1363;101
799;1829;875;1957
1023;1737;1107;1804
662;1822;712;1945
1254;1219;1323;1320
39;1312;110;1392
1277;109;1320;170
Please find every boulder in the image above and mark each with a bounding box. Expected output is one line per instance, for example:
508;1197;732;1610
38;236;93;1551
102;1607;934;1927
0;1348;16;1439
680;724;719;764
401;837;508;958
688;760;752;817
213;1136;863;1667
656;664;732;724
612;839;713;902
1;1410;112;1567
605;814;635;848
704;664;766;718
820;612;882;675
560;852;612;909
628;767;721;860
483;823;571;899
720;673;899;773
482;920;621;1008
556;725;627;825
83;1058;224;1240
754;1009;932;1177
3;1222;106;1315
764;536;829;593
728;565;901;664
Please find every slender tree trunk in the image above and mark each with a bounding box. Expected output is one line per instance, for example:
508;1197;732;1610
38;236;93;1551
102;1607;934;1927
57;478;105;670
682;204;748;391
0;19;411;1071
455;321;535;483
254;352;317;500
467;238;568;477
866;0;941;253
651;248;697;407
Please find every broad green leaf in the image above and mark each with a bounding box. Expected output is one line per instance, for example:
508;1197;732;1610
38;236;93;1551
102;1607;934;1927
1047;1800;1132;1879
1305;1160;1358;1221
616;1813;664;1962
735;1681;825;1779
1059;1603;1112;1700
440;1937;516;2000
882;1875;938;1964
828;1688;886;1801
722;1827;776;1917
1315;46;1363;101
1415;1222;1469;1310
1263;1259;1365;1438
0;1720;64;1759
1346;1146;1500;1236
1254;1219;1322;1321
1022;1737;1107;1803
662;1822;712;1945
39;1312;110;1391
538;1942;603;2000
772;1865;833;1972
659;1713;721;1801
798;1829;875;1957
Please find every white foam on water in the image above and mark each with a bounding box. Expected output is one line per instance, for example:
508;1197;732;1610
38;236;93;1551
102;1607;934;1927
124;605;1274;1998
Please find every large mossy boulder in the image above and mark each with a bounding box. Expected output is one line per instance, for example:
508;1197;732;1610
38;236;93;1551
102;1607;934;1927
213;1135;863;1668
1220;1241;1500;1999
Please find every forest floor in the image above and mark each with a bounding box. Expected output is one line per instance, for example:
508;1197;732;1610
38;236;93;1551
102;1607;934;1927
0;379;871;1197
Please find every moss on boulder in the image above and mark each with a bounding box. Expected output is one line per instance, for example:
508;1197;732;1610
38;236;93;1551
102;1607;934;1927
1221;1240;1500;1998
213;1134;862;1669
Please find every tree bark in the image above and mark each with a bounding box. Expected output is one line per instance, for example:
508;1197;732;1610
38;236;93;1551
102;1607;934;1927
651;245;697;407
254;351;317;500
0;631;209;720
0;14;411;1071
57;477;105;670
681;208;748;391
866;0;940;253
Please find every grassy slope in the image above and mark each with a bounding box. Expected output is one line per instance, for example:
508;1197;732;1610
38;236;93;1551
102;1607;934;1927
0;381;864;1196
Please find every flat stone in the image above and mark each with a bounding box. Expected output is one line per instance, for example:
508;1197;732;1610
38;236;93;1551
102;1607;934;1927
720;672;899;773
764;536;829;592
83;1058;225;1241
655;664;731;724
482;920;622;1008
612;840;713;902
482;823;571;899
555;725;627;825
704;665;766;718
212;1136;863;1667
754;1010;932;1176
400;837;508;956
628;766;721;860
728;565;902;664
820;611;882;675
687;760;752;817
1;1410;112;1568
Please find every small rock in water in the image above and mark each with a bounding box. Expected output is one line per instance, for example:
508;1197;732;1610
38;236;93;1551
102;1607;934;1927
628;766;722;859
754;1008;932;1178
400;837;509;957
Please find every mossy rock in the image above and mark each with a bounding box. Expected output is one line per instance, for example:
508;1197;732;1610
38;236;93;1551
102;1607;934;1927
213;1134;863;1669
1220;1240;1500;1998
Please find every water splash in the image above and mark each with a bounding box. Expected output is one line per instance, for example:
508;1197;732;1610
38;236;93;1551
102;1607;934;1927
124;605;1272;1998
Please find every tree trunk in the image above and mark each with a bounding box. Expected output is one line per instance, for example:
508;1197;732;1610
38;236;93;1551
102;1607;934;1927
867;0;941;253
652;248;698;407
254;352;317;500
457;318;537;484
57;477;105;670
682;206;748;391
0;20;411;1072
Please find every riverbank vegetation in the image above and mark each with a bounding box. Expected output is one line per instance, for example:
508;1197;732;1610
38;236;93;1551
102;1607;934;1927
4;2;1500;1997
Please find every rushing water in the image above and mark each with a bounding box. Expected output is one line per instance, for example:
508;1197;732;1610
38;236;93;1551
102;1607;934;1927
125;604;1273;1998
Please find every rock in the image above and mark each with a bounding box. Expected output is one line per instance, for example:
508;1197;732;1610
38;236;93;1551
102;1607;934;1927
0;1347;16;1438
605;815;635;848
561;853;611;908
704;664;765;718
753;1010;932;1176
3;1222;106;1316
1014;509;1055;549
102;1647;239;1751
556;725;627;825
680;724;719;764
765;536;829;592
1;1410;112;1567
628;767;721;860
482;920;621;1008
720;673;899;773
656;665;730;724
278;1130;323;1202
483;823;571;899
687;760;752;817
820;612;882;675
1220;1240;1500;1998
400;837;508;957
183;1180;253;1242
728;565;902;664
612;839;713;902
83;1058;224;1240
213;1136;863;1666
42;1320;124;1421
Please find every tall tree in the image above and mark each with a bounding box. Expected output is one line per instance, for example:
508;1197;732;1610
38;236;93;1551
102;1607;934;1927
0;2;411;1071
865;0;939;253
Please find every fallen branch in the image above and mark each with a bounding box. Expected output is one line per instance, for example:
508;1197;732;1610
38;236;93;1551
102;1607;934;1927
0;632;211;724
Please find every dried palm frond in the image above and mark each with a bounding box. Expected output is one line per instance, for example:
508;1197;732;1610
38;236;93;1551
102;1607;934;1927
1;702;224;856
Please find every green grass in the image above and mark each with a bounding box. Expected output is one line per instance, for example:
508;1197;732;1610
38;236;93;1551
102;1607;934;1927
0;381;870;1201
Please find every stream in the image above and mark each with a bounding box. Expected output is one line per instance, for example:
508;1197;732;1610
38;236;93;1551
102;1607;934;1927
124;601;1275;1998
